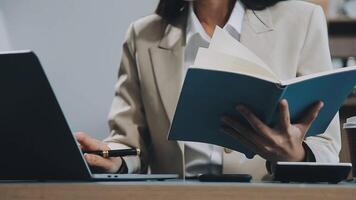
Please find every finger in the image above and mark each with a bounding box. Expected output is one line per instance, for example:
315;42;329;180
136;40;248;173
84;154;121;173
221;116;253;136
298;101;324;132
236;106;272;138
222;116;271;146
279;99;291;131
75;132;107;151
220;125;265;156
75;132;90;143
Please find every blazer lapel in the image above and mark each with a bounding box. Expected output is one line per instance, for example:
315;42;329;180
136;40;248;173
148;21;185;123
148;18;187;162
240;8;276;66
244;9;274;34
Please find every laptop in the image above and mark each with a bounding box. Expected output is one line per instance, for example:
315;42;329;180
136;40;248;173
0;50;178;181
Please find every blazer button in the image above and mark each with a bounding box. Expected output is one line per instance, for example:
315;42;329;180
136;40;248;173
224;148;233;154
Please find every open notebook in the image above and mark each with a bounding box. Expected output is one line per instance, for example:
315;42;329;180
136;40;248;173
168;27;356;158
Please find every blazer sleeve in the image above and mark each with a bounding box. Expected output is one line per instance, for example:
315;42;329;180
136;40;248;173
103;23;150;173
297;6;341;162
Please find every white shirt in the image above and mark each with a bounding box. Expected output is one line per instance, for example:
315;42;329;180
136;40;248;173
184;1;245;177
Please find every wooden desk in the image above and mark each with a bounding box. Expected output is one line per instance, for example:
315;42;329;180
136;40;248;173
0;181;356;200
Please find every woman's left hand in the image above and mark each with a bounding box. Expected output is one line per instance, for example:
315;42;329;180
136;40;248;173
221;99;324;162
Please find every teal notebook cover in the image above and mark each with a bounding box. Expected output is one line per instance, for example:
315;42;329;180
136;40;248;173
168;67;356;158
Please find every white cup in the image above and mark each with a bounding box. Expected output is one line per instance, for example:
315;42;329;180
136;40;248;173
344;116;356;176
344;116;356;129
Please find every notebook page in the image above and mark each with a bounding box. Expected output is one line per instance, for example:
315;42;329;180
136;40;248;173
209;27;278;80
193;48;278;83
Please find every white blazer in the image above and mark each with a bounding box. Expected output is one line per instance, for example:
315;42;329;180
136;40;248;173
104;1;341;180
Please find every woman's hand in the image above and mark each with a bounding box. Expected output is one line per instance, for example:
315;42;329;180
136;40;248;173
75;132;123;173
221;99;324;162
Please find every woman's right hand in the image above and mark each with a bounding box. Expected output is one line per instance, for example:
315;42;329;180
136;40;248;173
75;132;123;173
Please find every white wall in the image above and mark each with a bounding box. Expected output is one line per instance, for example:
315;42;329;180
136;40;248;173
0;10;11;50
0;0;158;139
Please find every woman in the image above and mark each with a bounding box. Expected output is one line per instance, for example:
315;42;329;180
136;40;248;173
76;0;341;180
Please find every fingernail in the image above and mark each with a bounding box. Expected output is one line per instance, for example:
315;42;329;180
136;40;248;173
319;101;324;108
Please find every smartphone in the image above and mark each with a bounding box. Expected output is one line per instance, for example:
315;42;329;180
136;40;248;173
198;174;252;182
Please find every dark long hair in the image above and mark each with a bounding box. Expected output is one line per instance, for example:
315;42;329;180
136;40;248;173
156;0;285;23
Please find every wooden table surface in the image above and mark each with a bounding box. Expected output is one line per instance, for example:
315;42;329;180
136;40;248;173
1;181;356;200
